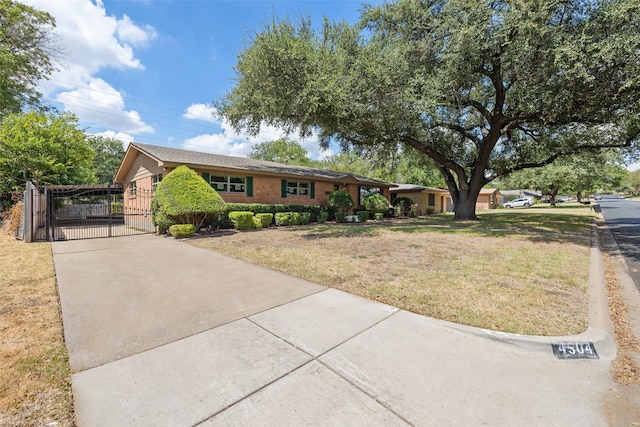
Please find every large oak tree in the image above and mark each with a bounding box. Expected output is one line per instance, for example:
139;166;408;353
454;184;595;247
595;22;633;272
217;0;640;220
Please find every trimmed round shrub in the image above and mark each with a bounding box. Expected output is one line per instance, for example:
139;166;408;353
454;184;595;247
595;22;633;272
255;213;273;228
275;212;293;226
152;166;226;231
252;216;263;229
363;194;389;215
169;224;195;238
299;212;311;225
392;197;415;216
328;190;354;213
357;210;370;222
317;211;329;224
374;212;384;221
291;212;301;225
334;211;347;223
228;211;256;230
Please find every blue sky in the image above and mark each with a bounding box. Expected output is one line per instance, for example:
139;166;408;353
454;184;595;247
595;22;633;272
26;0;381;160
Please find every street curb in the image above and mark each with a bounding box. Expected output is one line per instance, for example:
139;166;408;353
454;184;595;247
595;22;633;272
439;218;617;360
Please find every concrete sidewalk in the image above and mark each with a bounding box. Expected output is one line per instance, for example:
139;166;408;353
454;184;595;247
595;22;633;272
53;233;618;426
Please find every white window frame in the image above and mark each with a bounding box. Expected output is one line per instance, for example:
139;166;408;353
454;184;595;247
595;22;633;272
129;181;137;196
152;174;162;192
210;175;246;193
287;181;310;196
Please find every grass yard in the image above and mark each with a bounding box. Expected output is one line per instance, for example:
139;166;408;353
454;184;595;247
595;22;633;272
192;204;595;336
0;236;74;426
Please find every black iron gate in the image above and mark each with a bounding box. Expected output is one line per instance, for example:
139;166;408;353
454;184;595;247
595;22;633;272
25;183;154;242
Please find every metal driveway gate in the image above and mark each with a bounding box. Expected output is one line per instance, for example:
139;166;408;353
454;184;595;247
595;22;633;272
24;183;155;242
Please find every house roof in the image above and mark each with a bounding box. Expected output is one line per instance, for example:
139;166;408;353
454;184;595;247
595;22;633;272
389;184;449;193
114;142;394;187
479;188;500;195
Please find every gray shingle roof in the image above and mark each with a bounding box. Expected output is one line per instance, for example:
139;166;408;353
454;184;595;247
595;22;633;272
132;142;392;186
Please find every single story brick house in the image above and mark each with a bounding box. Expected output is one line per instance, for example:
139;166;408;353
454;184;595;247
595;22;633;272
389;184;500;214
113;143;395;215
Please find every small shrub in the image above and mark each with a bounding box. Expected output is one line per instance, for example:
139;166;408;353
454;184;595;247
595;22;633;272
275;212;293;226
169;224;195;238
328;190;354;213
255;213;273;228
363;193;390;215
252;216;263;229
334;212;347;223
357;210;370;222
299;212;311;225
291;212;301;225
374;212;384;221
318;211;329;223
392;197;414;216
228;211;256;230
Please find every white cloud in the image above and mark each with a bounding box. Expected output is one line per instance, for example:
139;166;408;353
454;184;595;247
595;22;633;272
89;130;135;149
182;104;331;159
183;104;218;123
56;78;154;134
117;15;157;47
183;134;253;158
26;0;155;134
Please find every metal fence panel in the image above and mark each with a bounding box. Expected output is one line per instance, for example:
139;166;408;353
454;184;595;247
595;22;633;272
27;184;154;242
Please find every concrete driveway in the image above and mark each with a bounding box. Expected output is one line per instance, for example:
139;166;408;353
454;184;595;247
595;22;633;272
54;233;618;426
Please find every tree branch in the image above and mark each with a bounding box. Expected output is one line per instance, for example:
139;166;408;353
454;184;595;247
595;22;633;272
435;122;481;146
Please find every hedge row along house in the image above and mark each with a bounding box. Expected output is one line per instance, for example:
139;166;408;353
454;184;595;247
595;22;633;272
113;143;395;222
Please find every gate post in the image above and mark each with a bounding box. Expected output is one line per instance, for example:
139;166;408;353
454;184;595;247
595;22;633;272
107;184;112;237
46;188;52;241
23;182;34;242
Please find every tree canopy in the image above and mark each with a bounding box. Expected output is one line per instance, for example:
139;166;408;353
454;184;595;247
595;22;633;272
0;0;58;115
217;0;640;220
0;111;93;196
86;135;126;184
501;150;628;205
249;138;313;166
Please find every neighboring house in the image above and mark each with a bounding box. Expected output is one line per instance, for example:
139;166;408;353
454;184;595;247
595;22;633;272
113;143;394;216
477;188;501;210
389;184;500;214
389;184;451;214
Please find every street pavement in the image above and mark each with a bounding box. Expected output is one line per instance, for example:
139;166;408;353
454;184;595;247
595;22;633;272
597;197;640;290
53;230;619;426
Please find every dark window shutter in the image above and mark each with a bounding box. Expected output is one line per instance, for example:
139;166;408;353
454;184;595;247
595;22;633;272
310;182;315;199
281;179;287;198
202;172;210;184
246;176;253;197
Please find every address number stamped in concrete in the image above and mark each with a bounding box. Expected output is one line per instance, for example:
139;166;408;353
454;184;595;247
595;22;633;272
552;342;599;360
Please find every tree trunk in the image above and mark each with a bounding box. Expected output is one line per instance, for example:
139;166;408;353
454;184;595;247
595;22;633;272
452;190;479;220
549;185;559;207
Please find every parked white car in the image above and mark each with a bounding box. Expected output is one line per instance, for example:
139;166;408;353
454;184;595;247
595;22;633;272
504;198;532;208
